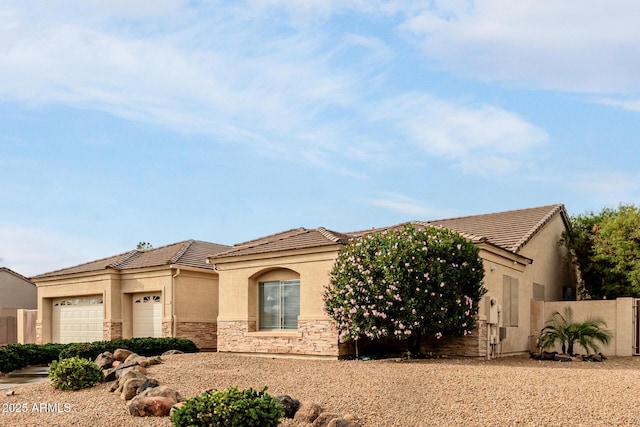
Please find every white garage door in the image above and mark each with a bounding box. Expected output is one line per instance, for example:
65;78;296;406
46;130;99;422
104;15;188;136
52;296;104;344
132;293;162;338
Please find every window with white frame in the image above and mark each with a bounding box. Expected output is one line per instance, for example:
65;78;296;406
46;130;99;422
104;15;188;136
259;280;300;330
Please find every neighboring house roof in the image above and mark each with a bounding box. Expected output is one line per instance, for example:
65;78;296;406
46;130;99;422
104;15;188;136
209;204;567;261
0;267;35;285
32;240;231;279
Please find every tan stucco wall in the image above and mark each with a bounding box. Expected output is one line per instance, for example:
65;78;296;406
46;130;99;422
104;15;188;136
530;298;633;356
215;247;341;356
217;249;338;324
472;214;574;356
120;268;173;338
0;271;37;316
35;272;115;343
34;266;220;345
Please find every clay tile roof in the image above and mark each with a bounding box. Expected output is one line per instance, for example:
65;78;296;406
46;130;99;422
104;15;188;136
32;240;230;279
210;227;350;259
209;204;566;261
423;204;567;253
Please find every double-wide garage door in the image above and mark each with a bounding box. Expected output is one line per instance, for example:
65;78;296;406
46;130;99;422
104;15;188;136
52;296;104;344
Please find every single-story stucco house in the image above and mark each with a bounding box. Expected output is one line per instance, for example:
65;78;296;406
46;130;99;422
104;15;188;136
0;267;37;344
33;204;575;358
209;204;575;358
32;240;229;349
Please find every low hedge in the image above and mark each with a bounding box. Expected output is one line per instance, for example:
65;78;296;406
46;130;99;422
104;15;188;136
0;337;198;373
59;337;199;360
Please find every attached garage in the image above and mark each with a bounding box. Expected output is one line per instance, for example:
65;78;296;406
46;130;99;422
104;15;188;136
132;293;162;338
52;296;103;343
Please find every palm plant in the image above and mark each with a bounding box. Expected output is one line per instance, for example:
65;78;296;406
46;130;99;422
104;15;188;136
538;306;612;355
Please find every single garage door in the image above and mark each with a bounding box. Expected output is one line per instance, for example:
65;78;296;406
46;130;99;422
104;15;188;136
52;296;103;343
132;293;162;338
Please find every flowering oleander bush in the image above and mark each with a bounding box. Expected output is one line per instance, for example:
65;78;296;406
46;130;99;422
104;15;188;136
324;224;486;355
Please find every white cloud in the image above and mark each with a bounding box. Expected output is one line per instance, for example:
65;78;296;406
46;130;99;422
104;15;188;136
368;192;440;217
0;225;124;277
568;172;639;206
0;2;371;171
595;97;640;112
402;1;640;94
372;93;548;175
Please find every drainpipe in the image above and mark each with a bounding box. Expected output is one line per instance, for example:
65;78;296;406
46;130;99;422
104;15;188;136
172;268;181;338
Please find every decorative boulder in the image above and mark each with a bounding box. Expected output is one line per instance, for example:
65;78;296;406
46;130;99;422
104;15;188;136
137;378;160;395
276;395;300;418
127;396;175;417
554;354;572;362
124;354;162;368
162;349;184;356
114;371;147;394
121;377;149;401
294;401;323;424
312;412;341;427
95;351;115;369
138;385;182;403
105;360;144;382
169;401;184;418
113;348;134;362
328;418;363;427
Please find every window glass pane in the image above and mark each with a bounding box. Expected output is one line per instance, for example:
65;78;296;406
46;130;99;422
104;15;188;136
259;282;280;329
282;281;300;330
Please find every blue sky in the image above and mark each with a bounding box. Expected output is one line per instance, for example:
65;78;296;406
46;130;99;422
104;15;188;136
1;1;639;276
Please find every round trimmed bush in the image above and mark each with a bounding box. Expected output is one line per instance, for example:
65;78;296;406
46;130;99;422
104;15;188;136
170;386;284;427
48;356;104;391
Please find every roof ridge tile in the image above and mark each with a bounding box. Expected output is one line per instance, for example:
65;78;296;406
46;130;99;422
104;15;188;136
170;240;194;264
108;250;142;269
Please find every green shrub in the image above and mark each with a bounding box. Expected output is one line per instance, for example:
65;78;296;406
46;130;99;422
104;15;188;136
59;337;199;360
48;357;104;391
0;338;198;374
0;343;67;374
170;386;284;427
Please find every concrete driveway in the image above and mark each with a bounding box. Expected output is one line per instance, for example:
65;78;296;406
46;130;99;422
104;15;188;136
0;366;49;391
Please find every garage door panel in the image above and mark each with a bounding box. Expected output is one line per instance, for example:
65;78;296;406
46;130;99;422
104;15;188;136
52;296;103;344
133;293;162;338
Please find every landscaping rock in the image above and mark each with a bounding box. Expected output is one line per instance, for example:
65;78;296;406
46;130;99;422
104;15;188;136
138;385;182;403
113;348;134;362
162;349;184;356
294;401;323;423
554;354;572;362
137;378;159;395
95;351;115;369
327;418;362;427
112;360;121;368
121;378;148;401
276;394;300;418
169;401;184;417
124;354;162;368
312;412;341;427
114;371;147;395
105;360;144;382
127;396;174;417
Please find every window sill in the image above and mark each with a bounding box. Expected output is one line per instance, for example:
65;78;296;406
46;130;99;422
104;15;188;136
245;331;302;338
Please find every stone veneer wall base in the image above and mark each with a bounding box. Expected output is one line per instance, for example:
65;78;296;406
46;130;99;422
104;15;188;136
175;322;217;350
217;320;340;357
103;321;123;341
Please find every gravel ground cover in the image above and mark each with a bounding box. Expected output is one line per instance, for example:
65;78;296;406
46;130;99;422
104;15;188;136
2;352;640;427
